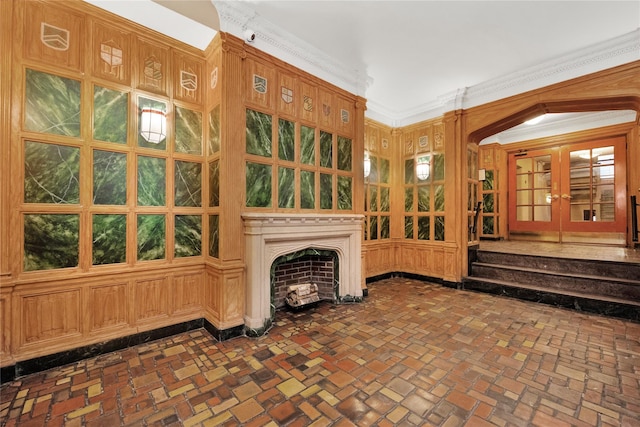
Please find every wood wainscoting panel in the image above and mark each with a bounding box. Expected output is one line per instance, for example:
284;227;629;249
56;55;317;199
173;272;204;315
20;289;81;348
0;289;11;363
205;268;221;324
134;277;170;324
221;273;244;329
88;282;128;333
364;244;395;277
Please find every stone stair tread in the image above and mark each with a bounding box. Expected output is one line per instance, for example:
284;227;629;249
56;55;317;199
464;276;640;307
472;262;640;285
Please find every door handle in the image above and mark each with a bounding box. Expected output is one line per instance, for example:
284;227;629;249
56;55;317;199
551;194;560;200
561;194;572;200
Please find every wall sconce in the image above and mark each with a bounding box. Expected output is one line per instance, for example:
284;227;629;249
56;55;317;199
416;156;430;181
364;153;371;178
140;108;166;144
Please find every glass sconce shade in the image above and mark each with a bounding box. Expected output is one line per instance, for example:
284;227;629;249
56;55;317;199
140;108;166;144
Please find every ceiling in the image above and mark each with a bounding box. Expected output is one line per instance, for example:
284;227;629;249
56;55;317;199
86;0;639;131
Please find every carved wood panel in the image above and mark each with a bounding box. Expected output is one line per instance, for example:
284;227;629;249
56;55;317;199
135;39;169;95
134;277;169;322
173;272;204;314
277;73;297;118
298;80;317;124
21;289;81;346
318;89;334;129
245;58;276;110
335;96;354;136
89;283;128;332
91;22;130;85
173;51;203;104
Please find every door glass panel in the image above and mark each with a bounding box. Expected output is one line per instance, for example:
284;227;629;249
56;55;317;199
571;203;593;221
568;146;614;223
517;206;532;221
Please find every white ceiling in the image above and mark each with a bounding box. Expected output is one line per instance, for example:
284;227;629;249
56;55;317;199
86;0;639;131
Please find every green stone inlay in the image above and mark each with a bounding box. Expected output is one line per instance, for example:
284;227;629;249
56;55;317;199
434;153;445;181
380;187;390;212
483;170;494;191
484;193;494;213
138;97;167;150
25;141;80;204
246;162;272;207
434;184;445;212
468;182;475;210
24;214;79;271
92;214;126;265
246;109;272;157
418;186;430;212
209;215;219;258
337;136;352;171
93;150;126;205
278;119;295;162
300;125;315;165
300;170;315;209
405;188;414;212
483;216;495;235
380;158;390;184
278;167;295;209
369;187;378;211
380;216;390;239
209;105;220;154
320;131;332;168
175;160;202;207
137;214;165;261
93;85;127;144
175;107;203;155
435;216;445;241
137;156;166;206
175;215;202;258
209;160;219;207
404;159;414;184
368;156;378;183
369;216;378;240
418;216;430;240
405;216;414;239
337;176;352;210
320;173;332;209
25;69;80;137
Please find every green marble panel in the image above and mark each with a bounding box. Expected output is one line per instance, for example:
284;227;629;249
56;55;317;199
209;160;219;207
337;176;352;210
418;186;430;212
137;156;166;206
25;69;80;137
418;216;430;240
175;160;202;207
435;216;445;241
380;187;390;212
380;215;390;239
175;106;202;155
246;162;272;207
93;150;126;205
246;109;272;157
209;215;219;258
320;173;332;209
320;131;332;168
300;125;315;165
24;214;79;271
483;193;494;213
337;136;352;171
278;119;295;162
433;153;445;181
483;216;495;235
24;141;79;204
137;97;167;150
208;105;220;154
434;184;445;212
483;170;494;191
92;214;126;265
369;216;378;240
137;214;165;261
93;85;127;144
278;167;295;209
369;187;378;211
175;215;202;258
368;156;378;183
405;188;414;212
379;158;390;184
300;170;315;209
405;216;414;239
404;159;414;184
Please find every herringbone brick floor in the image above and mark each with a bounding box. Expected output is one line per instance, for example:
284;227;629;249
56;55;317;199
1;278;639;426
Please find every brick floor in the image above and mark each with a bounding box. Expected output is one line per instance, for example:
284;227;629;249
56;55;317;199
1;278;640;426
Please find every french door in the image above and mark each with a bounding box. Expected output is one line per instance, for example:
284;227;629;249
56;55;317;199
508;136;627;243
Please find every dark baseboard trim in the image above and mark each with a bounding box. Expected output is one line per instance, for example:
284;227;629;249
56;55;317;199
366;271;460;290
1;318;245;383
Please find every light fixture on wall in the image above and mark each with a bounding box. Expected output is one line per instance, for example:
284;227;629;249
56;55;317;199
140;108;166;144
364;153;371;178
416;156;430;181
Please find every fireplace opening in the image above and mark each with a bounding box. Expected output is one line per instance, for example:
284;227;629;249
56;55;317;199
270;249;339;319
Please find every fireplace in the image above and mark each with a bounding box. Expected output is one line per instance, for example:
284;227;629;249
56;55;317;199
242;213;364;336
